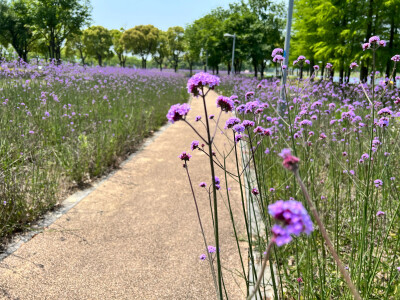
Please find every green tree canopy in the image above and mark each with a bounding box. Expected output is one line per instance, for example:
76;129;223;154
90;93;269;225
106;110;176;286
166;26;185;72
120;24;159;69
0;0;39;62
31;0;91;62
83;26;113;66
110;28;126;67
153;30;169;71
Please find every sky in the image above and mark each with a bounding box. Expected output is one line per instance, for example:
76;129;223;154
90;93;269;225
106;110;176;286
90;0;237;31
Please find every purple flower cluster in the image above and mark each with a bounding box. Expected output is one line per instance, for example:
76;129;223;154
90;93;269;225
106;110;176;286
167;103;190;123
216;96;234;112
187;72;220;96
268;200;313;246
179;151;192;161
225;117;241;129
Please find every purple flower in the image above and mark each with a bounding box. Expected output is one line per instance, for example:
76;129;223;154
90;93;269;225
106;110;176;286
273;55;284;63
199;182;206;188
191;140;199;150
361;153;369;160
272;48;284;57
369;36;380;44
251;188;259;195
233;124;245;133
326;63;333;69
208;246;216;253
245;91;254;100
199;254;207;261
187;72;220;96
242;120;255;128
350;62;358;69
313;65;320;70
235;134;243;143
392;55;400;62
378;108;393;115
279;148;300;171
225;117;241;129
374;179;383;188
179;152;192;161
216;96;234;112
268;200;313;247
214;176;221;190
299;119;312;126
195;115;201;122
167;103;190;123
376;211;385;217
362;43;370;51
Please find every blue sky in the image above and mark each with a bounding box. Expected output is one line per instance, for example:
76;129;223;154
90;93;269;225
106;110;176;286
90;0;237;31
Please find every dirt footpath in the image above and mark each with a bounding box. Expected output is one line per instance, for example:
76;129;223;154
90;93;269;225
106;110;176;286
0;91;246;300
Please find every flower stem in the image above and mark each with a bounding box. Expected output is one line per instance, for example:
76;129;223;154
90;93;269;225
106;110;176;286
246;240;274;300
293;169;362;300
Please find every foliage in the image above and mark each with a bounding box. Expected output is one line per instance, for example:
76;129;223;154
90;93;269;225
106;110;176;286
166;26;185;72
0;0;39;62
110;28;126;67
153;30;168;71
120;25;159;69
31;0;91;61
83;25;113;66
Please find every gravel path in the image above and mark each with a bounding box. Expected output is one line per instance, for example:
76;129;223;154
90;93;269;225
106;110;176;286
0;91;246;300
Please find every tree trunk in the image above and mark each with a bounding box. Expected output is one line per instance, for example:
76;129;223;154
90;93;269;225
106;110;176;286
216;65;219;75
299;67;303;80
98;54;102;67
361;0;374;82
189;62;193;77
142;57;146;69
385;15;395;77
253;60;258;78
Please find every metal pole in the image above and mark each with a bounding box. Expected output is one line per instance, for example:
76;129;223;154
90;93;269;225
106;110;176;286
206;49;208;72
231;34;236;76
279;0;294;115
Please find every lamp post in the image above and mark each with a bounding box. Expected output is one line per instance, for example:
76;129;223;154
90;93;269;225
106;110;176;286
224;33;236;76
279;0;294;115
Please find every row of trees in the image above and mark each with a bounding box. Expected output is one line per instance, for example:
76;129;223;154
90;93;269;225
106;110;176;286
0;0;90;62
67;0;285;76
291;0;400;82
1;0;399;80
0;0;285;77
64;25;185;69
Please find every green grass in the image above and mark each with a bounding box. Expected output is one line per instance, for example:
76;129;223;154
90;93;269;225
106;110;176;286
0;65;186;240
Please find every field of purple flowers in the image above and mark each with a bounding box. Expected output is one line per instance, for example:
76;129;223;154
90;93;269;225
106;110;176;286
169;38;400;299
0;60;186;239
216;55;400;298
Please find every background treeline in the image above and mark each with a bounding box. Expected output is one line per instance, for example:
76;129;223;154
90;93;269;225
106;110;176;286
0;0;400;81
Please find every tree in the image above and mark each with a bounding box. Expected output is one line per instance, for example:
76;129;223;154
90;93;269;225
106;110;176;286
110;28;126;67
0;0;39;62
153;31;168;71
65;33;87;65
184;24;201;76
32;0;91;62
83;26;113;66
120;25;159;69
166;26;185;72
